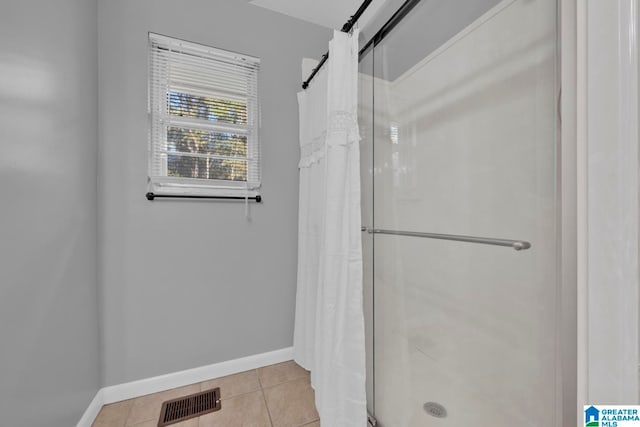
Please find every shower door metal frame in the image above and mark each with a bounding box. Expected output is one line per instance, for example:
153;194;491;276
358;0;579;425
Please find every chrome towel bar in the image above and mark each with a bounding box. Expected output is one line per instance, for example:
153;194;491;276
361;227;531;251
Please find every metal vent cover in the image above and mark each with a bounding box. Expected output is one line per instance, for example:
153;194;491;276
158;387;221;426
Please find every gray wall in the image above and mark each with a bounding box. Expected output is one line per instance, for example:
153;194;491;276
0;0;101;426
98;0;330;386
361;0;501;81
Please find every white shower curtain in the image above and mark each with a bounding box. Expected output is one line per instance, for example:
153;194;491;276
294;29;367;426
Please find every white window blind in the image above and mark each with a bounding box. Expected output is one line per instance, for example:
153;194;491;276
148;33;261;197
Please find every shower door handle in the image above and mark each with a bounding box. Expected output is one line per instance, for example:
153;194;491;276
361;227;531;251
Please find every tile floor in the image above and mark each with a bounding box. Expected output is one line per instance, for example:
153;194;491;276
92;360;320;427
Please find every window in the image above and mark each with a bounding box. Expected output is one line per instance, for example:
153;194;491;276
148;33;260;198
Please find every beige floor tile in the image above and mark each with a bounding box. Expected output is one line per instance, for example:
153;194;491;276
125;383;200;426
200;369;261;399
263;377;319;427
198;390;271;427
92;400;133;427
127;418;198;427
257;361;309;388
300;422;320;427
93;421;127;427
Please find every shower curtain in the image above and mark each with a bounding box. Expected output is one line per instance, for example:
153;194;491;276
293;29;367;426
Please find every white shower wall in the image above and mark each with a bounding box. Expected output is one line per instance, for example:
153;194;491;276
361;0;559;425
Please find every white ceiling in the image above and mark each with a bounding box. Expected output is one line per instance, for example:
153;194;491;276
249;0;387;30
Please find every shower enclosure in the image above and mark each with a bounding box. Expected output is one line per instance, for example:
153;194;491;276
359;0;562;425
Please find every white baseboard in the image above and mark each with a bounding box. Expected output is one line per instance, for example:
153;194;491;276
77;389;104;427
77;347;293;426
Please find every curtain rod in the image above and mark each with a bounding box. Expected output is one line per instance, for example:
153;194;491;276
301;0;375;89
358;0;422;59
301;0;423;89
146;192;262;202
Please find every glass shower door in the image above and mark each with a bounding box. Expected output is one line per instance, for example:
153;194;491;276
359;43;375;420
361;0;559;425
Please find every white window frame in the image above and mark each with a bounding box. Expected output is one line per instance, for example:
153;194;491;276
148;33;261;198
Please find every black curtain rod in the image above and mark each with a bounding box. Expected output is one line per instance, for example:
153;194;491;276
358;0;422;59
301;0;423;90
146;192;262;202
301;0;374;89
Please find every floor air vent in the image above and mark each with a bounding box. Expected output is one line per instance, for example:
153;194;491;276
158;387;221;426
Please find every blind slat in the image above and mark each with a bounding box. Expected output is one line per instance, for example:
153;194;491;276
160;115;252;134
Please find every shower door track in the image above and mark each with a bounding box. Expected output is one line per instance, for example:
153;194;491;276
361;227;531;251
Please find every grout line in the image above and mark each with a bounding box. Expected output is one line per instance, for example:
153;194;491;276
296;418;320;427
261;388;275;427
258;369;320;427
260;374;311;391
122;400;134;427
256;368;263;389
256;369;275;426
